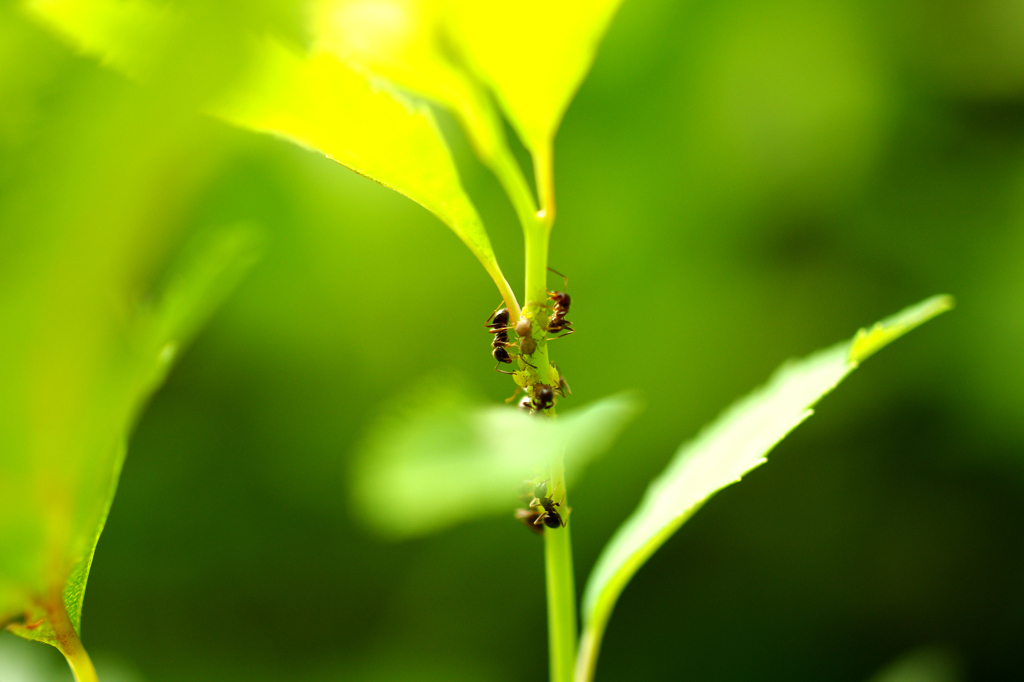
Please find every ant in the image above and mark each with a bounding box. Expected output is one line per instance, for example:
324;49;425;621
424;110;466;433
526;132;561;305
546;267;574;338
513;479;568;532
485;306;511;334
486;305;534;373
532;384;555;412
528;479;567;529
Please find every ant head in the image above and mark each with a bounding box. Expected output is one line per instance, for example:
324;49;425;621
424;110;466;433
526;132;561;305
491;308;510;327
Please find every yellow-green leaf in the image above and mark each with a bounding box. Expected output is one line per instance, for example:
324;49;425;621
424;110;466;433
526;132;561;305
309;0;540;229
576;296;954;682
849;295;954;363
310;0;500;162
25;0;519;313
445;0;626;214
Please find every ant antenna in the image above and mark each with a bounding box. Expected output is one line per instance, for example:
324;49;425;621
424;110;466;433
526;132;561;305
485;301;510;326
547;267;569;291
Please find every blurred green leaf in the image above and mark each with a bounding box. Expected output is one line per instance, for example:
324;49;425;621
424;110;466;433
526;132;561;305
866;647;962;682
1;224;259;653
445;0;626;213
24;0;518;311
576;296;954;680
134;224;263;407
353;387;638;538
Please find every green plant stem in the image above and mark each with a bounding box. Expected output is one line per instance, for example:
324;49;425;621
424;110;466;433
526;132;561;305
544;452;577;682
521;186;576;681
512;131;575;682
533;142;556;226
520;184;553;387
484;260;521;322
48;600;98;682
491;150;541;267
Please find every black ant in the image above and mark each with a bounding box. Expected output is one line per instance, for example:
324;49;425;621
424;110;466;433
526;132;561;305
486;305;534;373
536;383;558;411
528;479;567;529
513;479;568;532
485;306;511;334
486;306;517;371
546;268;574;337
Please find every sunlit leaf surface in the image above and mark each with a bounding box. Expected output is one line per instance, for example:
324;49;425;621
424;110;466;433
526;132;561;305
446;0;626;212
577;296;954;679
25;0;517;311
311;0;507;164
309;0;540;229
353;389;638;538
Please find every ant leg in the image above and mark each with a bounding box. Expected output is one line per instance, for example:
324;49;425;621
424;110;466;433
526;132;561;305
505;387;521;404
494;363;515;375
544;329;575;341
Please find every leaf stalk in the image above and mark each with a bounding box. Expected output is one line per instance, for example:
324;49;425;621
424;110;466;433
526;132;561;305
48;599;98;682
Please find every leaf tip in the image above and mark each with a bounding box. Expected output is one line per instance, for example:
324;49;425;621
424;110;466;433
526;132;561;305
848;295;955;364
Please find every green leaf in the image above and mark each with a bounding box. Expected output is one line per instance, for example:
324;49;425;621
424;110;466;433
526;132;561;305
134;224;263;396
309;0;503;164
309;0;540;229
576;296;954;681
445;0;626;214
352;385;639;538
1;225;259;653
24;0;519;313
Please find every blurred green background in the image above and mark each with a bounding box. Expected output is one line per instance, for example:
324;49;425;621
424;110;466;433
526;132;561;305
2;0;1023;680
